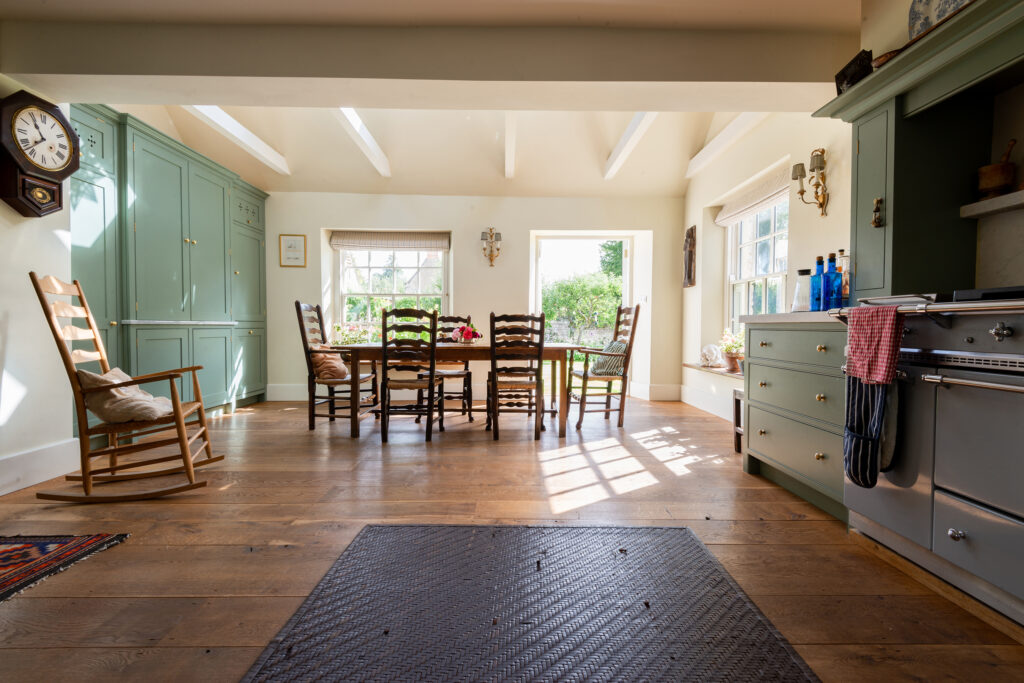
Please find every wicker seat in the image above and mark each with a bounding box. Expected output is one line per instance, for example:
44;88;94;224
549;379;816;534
296;301;378;430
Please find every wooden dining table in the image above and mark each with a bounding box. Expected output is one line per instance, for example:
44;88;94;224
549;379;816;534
335;342;579;438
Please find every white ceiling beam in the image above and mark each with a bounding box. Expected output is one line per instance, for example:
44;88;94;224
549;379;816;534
685;112;771;179
603;112;658;180
181;105;290;175
333;107;391;178
504;112;517;179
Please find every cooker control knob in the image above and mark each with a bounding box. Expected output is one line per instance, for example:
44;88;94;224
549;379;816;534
989;322;1014;342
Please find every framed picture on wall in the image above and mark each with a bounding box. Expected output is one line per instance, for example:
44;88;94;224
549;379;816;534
683;225;696;288
279;234;306;268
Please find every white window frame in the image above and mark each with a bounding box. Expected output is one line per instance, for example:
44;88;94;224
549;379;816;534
338;247;450;340
725;193;789;333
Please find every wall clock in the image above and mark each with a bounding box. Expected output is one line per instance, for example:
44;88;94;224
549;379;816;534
0;90;80;217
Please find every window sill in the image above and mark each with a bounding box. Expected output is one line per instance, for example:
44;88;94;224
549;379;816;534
683;362;744;380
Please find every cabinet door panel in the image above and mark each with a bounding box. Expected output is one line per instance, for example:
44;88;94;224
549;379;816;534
188;166;231;321
192;327;232;407
70;107;117;176
133;328;191;401
131;134;190;321
852;107;890;295
232;327;266;398
70;168;119;372
231;225;265;321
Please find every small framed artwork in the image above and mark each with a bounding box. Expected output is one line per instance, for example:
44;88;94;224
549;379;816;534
683;225;696;288
279;234;306;268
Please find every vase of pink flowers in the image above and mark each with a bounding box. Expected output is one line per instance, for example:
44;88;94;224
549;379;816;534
451;323;482;344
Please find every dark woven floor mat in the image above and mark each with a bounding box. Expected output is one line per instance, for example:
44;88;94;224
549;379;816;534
244;525;818;682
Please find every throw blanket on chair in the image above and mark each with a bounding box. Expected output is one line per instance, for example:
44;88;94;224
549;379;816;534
843;305;905;488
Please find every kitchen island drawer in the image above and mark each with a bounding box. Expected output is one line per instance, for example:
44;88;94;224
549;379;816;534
748;328;847;367
747;363;845;426
934;491;1024;600
746;406;844;499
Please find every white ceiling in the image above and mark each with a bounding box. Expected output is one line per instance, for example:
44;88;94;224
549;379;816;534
0;0;860;31
123;105;717;197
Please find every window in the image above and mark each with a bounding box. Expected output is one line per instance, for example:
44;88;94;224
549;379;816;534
727;196;788;333
339;248;448;342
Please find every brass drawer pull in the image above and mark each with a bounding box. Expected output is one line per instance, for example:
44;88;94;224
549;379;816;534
757;429;767;436
235;270;240;275
248;329;254;335
758;381;767;388
816;344;827;352
109;321;118;327
947;528;967;542
814;452;826;461
183;237;189;243
815;393;826;402
759;341;769;347
191;239;197;245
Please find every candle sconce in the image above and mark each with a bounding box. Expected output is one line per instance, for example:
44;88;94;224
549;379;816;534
792;148;829;216
481;227;502;267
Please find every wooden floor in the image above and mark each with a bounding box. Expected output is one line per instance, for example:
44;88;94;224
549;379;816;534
1;400;1022;682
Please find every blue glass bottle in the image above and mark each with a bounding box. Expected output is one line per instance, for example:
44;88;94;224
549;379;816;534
809;256;824;312
825;253;842;310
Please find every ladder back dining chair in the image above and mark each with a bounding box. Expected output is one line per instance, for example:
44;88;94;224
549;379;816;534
569;303;640;429
380;308;444;442
486;312;546;440
417;314;474;423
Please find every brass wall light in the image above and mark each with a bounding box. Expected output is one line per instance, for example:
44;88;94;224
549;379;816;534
792;148;829;216
481;227;502;267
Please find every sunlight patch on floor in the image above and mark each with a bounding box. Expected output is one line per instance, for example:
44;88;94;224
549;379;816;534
607;470;659;495
548;483;610;514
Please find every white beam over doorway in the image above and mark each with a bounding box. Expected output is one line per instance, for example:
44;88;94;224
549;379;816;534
603;112;658;180
504;112;517;179
333;107;392;178
181;105;290;175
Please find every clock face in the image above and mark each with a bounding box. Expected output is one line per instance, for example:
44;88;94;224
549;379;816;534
11;105;73;172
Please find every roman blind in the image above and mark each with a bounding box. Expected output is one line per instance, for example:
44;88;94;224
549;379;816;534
329;230;451;251
713;166;790;227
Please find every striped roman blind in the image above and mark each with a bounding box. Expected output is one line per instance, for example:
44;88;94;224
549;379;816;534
329;230;451;251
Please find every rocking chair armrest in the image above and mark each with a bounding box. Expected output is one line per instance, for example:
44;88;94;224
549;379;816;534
132;365;203;380
79;372;184;394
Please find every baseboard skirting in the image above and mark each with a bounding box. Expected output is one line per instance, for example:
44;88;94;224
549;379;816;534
680;384;732;421
0;438;79;496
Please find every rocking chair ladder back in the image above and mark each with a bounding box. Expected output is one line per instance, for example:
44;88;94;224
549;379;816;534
28;271;222;503
380;308;444;442
295;301;378;430
486;312;546;440
571;303;640;429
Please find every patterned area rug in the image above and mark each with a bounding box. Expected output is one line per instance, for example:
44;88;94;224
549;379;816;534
245;525;818;682
0;534;129;601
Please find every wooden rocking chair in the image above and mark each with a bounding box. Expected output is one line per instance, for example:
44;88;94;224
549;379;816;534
29;272;223;503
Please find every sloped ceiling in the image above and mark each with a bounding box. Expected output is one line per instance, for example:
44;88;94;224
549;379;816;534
127;106;716;197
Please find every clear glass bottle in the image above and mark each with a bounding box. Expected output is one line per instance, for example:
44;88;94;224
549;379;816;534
837;248;851;307
809;256;824;312
792;268;812;312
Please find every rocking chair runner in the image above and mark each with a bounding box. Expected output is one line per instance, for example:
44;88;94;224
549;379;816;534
29;272;223;503
569;303;640;429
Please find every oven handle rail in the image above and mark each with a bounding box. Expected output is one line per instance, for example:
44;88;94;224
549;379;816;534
920;373;1024;394
827;299;1024;328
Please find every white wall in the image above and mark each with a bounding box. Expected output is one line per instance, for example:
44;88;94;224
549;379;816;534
861;0;913;56
680;113;852;419
0;92;77;494
265;193;685;402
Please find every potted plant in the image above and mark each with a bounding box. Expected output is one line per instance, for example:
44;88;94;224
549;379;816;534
720;328;745;374
451;323;482;344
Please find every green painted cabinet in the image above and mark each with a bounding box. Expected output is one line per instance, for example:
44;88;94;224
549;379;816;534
233;326;267;398
188;165;232;321
850;103;891;297
132;327;191;402
127;130;191;321
231;223;265;322
192;327;234;406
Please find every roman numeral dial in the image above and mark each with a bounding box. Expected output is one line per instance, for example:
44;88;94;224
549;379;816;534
10;105;74;172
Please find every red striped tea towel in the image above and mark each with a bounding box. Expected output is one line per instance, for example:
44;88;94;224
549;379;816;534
846;305;905;385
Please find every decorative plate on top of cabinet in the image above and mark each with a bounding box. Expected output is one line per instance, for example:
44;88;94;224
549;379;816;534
908;0;974;40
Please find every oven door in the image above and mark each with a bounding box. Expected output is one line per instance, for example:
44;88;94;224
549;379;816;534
844;364;936;549
929;368;1024;519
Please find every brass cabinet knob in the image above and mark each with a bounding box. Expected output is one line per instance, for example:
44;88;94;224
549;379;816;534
816;344;827;352
248;329;254;335
191;239;197;245
109;321;118;327
759;341;769;347
234;270;240;275
947;528;967;542
183;237;189;243
247;219;252;224
814;452;826;460
815;393;826;401
757;429;767;436
758;381;767;388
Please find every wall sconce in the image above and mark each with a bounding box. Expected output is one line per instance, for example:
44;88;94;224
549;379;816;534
481;227;502;267
792;148;829;216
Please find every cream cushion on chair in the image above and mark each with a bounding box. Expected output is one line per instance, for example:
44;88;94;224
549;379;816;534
310;347;349;380
77;367;174;423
